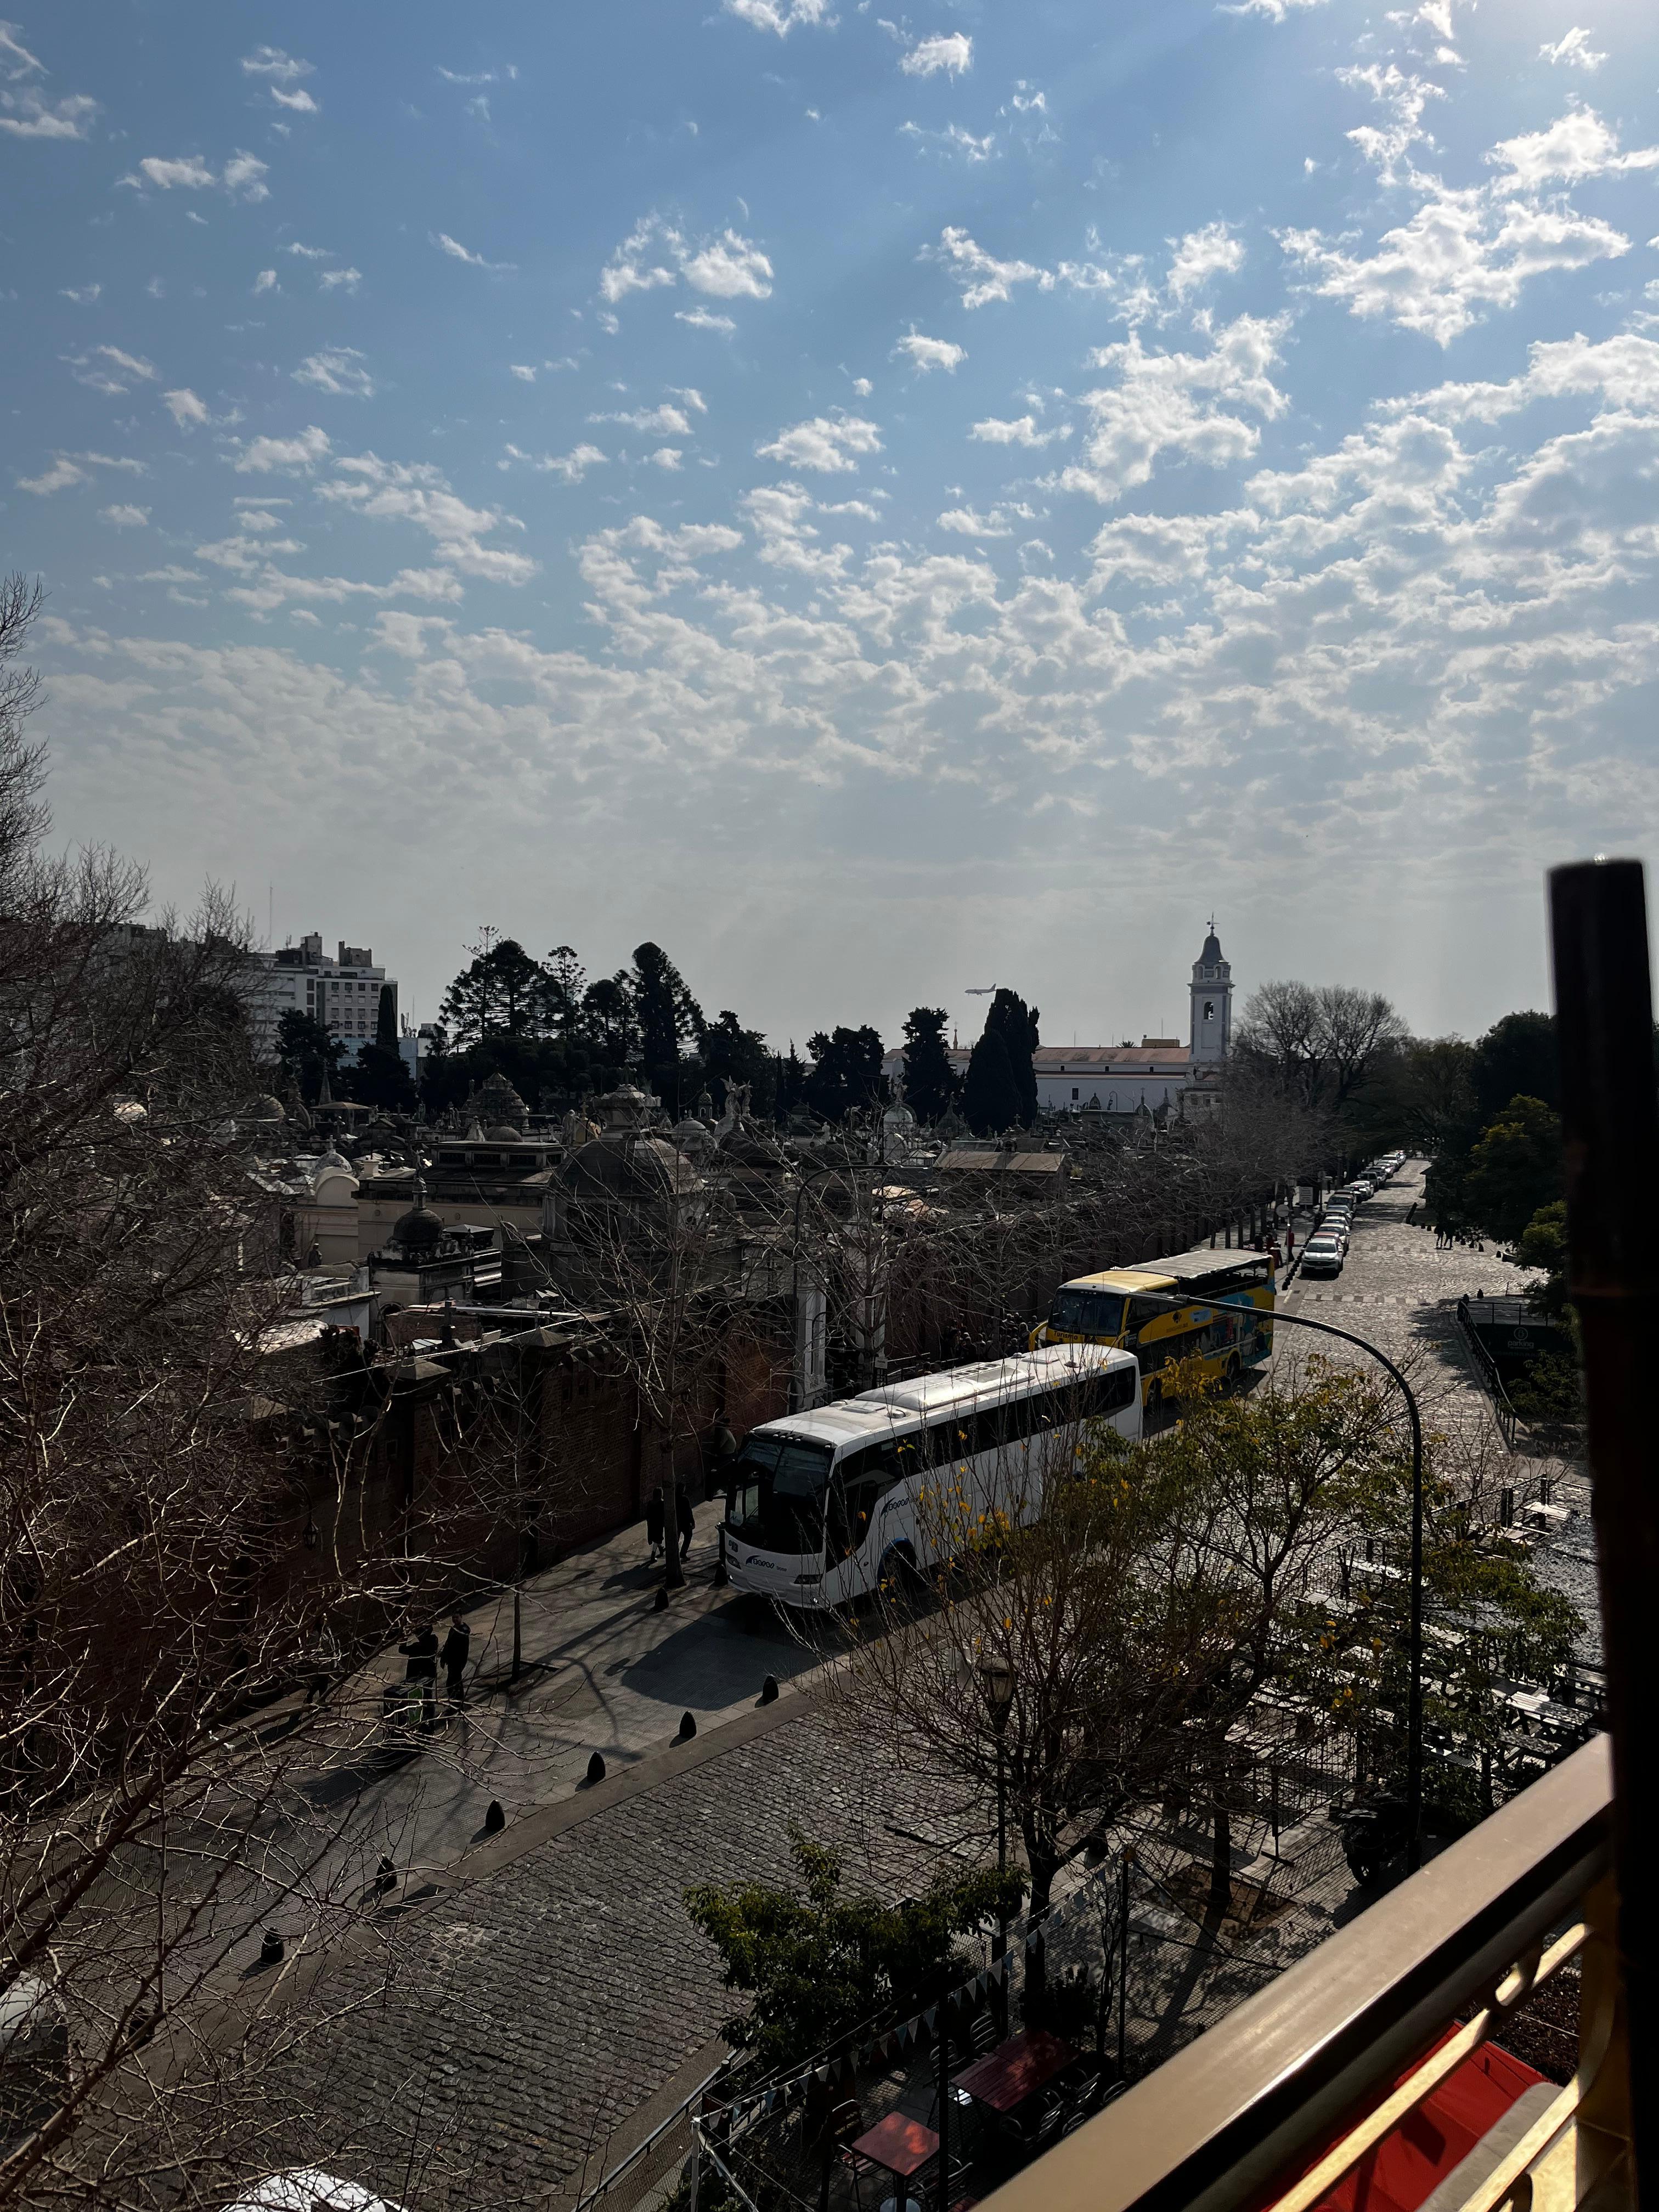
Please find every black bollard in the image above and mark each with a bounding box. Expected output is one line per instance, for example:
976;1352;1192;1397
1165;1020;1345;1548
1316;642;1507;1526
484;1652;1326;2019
654;1586;669;1612
679;1710;697;1740
261;1930;284;1965
483;1798;506;1834
586;1751;607;1784
759;1674;779;1705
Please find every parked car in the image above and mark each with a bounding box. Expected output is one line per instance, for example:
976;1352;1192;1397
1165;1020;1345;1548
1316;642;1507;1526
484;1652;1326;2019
1299;1235;1345;1277
1316;1217;1350;1252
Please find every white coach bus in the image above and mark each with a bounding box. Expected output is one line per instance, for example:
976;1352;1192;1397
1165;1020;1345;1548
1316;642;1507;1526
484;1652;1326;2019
720;1342;1142;1610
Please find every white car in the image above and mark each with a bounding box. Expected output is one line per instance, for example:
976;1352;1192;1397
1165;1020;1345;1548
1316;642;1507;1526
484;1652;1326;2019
228;2175;403;2212
1299;1236;1345;1278
1316;1217;1350;1253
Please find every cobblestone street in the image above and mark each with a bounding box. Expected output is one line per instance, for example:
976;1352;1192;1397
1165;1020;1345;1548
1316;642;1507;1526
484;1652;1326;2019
248;1163;1595;2212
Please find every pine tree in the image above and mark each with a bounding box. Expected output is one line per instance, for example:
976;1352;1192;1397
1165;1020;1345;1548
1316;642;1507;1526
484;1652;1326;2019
374;981;398;1050
962;1028;1022;1135
901;1007;957;1122
631;941;706;1109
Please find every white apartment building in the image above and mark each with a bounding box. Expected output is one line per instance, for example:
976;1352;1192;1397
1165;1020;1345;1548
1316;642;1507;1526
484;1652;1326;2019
246;933;398;1066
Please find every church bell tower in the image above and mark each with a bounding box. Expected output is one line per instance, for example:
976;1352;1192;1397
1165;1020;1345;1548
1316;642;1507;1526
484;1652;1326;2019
1189;921;1232;1068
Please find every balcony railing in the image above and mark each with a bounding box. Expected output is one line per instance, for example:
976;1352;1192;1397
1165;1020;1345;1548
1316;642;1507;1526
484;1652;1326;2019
983;1736;1629;2212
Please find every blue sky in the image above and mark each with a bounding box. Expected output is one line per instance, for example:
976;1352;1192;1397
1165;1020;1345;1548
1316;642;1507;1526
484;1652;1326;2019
5;0;1659;1051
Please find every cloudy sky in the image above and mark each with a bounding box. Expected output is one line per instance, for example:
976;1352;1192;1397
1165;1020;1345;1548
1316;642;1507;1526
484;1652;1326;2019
5;0;1659;1052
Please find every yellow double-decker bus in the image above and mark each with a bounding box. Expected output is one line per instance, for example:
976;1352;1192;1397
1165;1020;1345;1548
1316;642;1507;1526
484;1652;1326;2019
1031;1245;1276;1408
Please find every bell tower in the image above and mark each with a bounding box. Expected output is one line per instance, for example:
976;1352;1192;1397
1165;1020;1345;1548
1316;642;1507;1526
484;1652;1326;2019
1189;919;1231;1068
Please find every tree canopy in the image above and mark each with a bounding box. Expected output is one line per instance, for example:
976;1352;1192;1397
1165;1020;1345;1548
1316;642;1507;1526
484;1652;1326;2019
961;1025;1022;1135
983;988;1039;1126
901;1006;958;1122
804;1024;885;1121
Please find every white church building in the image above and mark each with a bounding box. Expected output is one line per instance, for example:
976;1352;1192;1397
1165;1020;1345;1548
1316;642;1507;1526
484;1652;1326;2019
885;926;1235;1120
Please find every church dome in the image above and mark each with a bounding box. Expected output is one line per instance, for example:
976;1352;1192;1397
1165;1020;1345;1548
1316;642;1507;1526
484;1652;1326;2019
564;1130;696;1207
1199;930;1223;965
391;1205;445;1250
486;1124;523;1144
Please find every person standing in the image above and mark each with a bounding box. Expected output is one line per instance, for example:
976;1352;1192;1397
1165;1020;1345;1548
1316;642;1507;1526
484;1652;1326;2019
398;1620;439;1728
676;1485;695;1565
441;1611;471;1709
645;1484;665;1564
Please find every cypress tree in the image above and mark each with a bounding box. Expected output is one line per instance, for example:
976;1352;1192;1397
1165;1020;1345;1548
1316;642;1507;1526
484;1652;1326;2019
962;1028;1022;1136
984;989;1040;1127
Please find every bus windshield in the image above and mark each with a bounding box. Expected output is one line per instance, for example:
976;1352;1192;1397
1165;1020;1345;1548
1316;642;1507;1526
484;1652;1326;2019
725;1432;836;1556
1049;1287;1128;1339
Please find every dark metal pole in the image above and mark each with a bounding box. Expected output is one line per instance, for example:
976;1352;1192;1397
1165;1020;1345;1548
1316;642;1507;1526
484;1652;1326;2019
789;1164;836;1414
1116;1852;1131;2079
1550;855;1657;2181
936;1972;951;2212
1130;1293;1425;1865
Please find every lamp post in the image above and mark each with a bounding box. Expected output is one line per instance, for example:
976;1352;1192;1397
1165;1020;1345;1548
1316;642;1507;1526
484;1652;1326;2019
978;1656;1015;1965
1130;1290;1426;1870
788;1162;838;1414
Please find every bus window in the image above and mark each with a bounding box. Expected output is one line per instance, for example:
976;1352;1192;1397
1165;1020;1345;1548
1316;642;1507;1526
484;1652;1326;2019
726;1433;836;1554
1048;1287;1128;1339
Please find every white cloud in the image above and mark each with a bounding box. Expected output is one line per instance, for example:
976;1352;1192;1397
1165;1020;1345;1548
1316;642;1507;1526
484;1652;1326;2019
900;120;997;163
590;402;694;437
285;241;331;259
67;345;157;395
1539;27;1605;71
60;282;100;303
132;154;215;190
234;426;333;473
650;447;684;470
437;65;519;84
100;504;149;527
600;216;772;311
722;0;834;32
241;46;313;84
1487;107;1659;193
894;331;966;373
1386;331;1659;424
1337;64;1444;183
969;413;1069;448
293;347;376;398
163;387;211;428
936;505;1018;536
272;85;319;113
853;377;873;397
685;230;774;298
901;32;972;76
125;150;269;200
319;265;362;292
1167;221;1245;298
1060;315;1289;501
0;29;97;140
16;449;145;495
319;450;538;584
432;230;515;272
1219;0;1327;16
677;306;737;334
504;442;608;482
922;226;1045;308
510;363;538;381
1282;185;1629;346
757;413;882;472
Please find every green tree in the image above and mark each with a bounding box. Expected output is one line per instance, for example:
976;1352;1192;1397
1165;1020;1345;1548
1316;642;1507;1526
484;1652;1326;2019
804;1025;885;1121
632;941;706;1108
1515;1199;1570;1322
901;1006;957;1123
961;1026;1021;1135
1472;1012;1558;1121
374;981;398;1051
685;1829;1021;2071
983;988;1039;1126
703;1008;770;1113
582;972;637;1073
274;1008;342;1103
347;1039;416;1113
1462;1093;1562;1244
542;943;588;1045
438;934;548;1048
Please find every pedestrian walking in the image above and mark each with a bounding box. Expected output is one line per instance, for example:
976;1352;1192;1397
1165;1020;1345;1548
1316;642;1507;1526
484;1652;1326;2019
441;1611;471;1709
645;1483;665;1563
676;1485;696;1565
398;1620;439;1728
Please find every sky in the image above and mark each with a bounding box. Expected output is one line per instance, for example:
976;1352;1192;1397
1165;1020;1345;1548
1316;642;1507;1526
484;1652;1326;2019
5;0;1659;1054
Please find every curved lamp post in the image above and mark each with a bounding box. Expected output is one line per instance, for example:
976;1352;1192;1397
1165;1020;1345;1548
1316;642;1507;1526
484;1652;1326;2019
1128;1289;1426;1870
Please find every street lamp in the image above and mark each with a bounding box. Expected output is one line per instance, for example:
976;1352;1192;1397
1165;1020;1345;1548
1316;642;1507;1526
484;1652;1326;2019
978;1655;1016;1962
1130;1292;1426;1871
